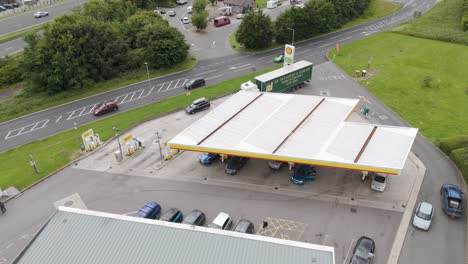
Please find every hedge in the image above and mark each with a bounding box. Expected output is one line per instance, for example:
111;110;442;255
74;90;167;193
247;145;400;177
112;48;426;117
439;135;468;155
463;0;468;31
450;148;468;181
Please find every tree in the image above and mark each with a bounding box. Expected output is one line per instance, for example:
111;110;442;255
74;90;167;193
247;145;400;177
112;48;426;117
136;24;189;68
81;0;136;22
123;11;167;48
193;0;207;13
236;13;274;49
191;10;208;31
328;0;356;27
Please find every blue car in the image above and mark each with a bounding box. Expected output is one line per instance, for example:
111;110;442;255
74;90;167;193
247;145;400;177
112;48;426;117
440;184;463;218
160;208;183;223
291;165;316;185
199;153;220;165
136;202;161;219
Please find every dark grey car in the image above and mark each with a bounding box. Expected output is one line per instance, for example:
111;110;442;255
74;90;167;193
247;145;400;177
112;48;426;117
182;209;206;226
234;219;254;234
185;78;206;90
225;157;249;175
185;97;210;114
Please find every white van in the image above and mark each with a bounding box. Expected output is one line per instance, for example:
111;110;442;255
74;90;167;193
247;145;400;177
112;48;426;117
187;6;193;13
266;0;276;8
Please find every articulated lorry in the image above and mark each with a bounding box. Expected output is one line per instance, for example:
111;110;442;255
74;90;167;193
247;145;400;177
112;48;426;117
240;60;313;93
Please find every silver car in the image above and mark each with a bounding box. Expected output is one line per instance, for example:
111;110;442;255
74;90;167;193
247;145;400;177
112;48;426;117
209;212;233;230
34;11;48;18
371;173;387;192
413;202;434;231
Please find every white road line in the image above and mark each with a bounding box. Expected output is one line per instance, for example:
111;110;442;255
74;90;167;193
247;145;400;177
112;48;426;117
307;40;324;45
343;239;355;264
296;49;314;55
329;35;341;39
145;86;154;96
38;120;49;129
120;94;129;103
181;79;188;86
350;28;362;33
5;47;13;51
128;91;137;102
173;79;181;89
88;104;97;113
205;74;224;80
66;110;78;120
30;122;40;131
337;37;352;43
228;62;250;68
137;89;145;99
192;69;217;76
158;82;168;92
157;84;164;93
318;43;333;48
233;67;250;73
55;115;63;123
256;54;274;60
78;107;87;117
165;80;177;91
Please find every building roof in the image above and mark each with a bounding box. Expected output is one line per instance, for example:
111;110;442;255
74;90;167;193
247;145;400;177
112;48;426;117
13;207;334;264
168;91;418;174
255;61;313;83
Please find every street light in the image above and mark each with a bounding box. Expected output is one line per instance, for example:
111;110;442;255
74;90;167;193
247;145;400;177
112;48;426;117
287;27;295;46
155;131;164;165
73;122;81;149
144;62;152;90
112;127;123;161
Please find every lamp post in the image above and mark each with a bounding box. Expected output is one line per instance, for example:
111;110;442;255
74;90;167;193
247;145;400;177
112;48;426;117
155;131;164;165
144;62;151;90
73;122;81;149
287;27;295;46
112;127;123;161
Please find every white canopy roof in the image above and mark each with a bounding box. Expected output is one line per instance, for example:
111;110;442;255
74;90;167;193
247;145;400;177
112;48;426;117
168;91;418;174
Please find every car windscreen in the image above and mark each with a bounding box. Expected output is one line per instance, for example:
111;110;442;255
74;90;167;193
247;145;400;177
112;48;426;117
374;175;386;183
416;210;431;220
354;246;370;260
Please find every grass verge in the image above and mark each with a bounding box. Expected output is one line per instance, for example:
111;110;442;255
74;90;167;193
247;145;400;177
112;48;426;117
0;55;197;123
0;66;280;191
328;32;468;142
229;0;402;52
0;24;45;45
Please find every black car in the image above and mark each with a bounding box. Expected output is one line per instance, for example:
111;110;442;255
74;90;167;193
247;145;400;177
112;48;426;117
182;209;206;226
225;157;248;175
160;208;183;223
185;78;206;90
185;97;210;114
234;219;254;234
12;3;20;7
350;236;375;264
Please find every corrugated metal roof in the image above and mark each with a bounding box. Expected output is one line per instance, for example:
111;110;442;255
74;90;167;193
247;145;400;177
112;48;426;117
255;60;313;83
168;91;418;174
14;207;335;264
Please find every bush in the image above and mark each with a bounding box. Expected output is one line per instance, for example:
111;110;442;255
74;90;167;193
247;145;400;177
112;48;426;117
0;56;24;86
450;148;468;180
439;135;468;155
463;0;468;31
420;75;433;88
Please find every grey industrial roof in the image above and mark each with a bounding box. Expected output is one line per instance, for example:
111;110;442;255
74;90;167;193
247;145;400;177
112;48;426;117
14;207;335;264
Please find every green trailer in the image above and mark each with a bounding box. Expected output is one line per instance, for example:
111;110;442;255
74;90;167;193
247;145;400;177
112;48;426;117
254;60;313;92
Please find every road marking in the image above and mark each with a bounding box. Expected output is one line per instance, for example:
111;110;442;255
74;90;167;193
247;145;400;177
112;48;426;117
4;119;50;140
205;74;224;80
55;115;63;123
78;107;87;116
120;94;129;104
307;40;323;45
337;37;352;42
88;104;97;113
329;35;342;39
295;49;314;55
318;43;333;48
212;40;216;48
350;28;362;33
192;69;217;76
343;239;355;264
229;63;250;70
233;67;251;72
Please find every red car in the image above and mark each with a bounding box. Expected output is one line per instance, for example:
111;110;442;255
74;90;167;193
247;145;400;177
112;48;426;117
94;101;118;116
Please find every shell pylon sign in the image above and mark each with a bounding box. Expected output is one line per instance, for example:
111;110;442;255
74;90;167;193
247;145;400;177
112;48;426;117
284;44;295;67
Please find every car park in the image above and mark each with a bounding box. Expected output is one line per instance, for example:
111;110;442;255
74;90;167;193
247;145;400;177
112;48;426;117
187;6;193;13
93;101;118;116
34;11;48;18
136;202;161;219
274;54;284;63
234;219;254;234
267;160;283;170
225;157;248;175
185;97;210;114
350;236;375;264
291;165;316;185
199;153;220;165
440;183;463;218
184;78;205;90
181;16;190;24
168;10;176;16
412;202;434;230
160;208;183;223
209;212;233;230
371;173;388;192
182;209;206;226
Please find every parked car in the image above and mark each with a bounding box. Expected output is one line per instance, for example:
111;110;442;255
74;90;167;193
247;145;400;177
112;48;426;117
440;183;463;218
168;10;176;16
12;3;20;7
209;212;233;230
350;236;375;264
4;4;14;9
225;157;248;175
0;5;7;11
181;16;190;24
176;0;188;4
154;7;166;14
182;209;206;226
187;6;193;13
412;202;434;231
184;77;205;90
93;101;118;116
199;153;220;165
213;16;230;27
292;3;305;8
34;11;48;18
234;219;254;234
274;54;284;63
136;202;161;219
291;165;316;185
185;97;210;114
267;160;283;170
236;13;245;19
371;173;388;192
160;208;183;223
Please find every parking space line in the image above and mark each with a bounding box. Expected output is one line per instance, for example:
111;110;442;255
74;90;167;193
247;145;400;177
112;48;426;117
343;239;355;264
120;94;129;104
173;79;181;89
88;104;97;114
166;80;177;91
78;107;87;117
55;115;63;123
158;82;168;92
128;91;137;102
66;110;78;120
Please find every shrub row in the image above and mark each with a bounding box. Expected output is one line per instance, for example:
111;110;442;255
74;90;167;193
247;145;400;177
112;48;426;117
463;0;468;31
439;135;468;179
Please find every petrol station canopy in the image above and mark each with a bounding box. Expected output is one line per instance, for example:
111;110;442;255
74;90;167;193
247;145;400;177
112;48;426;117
168;91;418;174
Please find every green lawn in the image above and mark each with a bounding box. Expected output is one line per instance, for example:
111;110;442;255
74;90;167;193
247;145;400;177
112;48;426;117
328;32;468;141
230;0;402;51
392;0;468;45
0;56;197;123
0;66;280;191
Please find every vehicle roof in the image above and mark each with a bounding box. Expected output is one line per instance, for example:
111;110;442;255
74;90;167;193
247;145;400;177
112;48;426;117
255;60;313;83
215;16;229;19
193;97;208;104
236;220;252;229
443;184;462;199
213;212;230;225
419;202;433;214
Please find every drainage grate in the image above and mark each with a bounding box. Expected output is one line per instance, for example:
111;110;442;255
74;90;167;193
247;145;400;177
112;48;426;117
320;91;330;96
350;208;357;213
